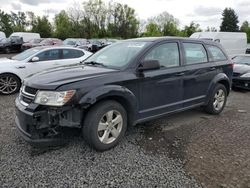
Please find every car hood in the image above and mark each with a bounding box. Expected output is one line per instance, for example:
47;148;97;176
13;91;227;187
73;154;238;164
234;64;250;74
0;58;20;67
24;64;118;90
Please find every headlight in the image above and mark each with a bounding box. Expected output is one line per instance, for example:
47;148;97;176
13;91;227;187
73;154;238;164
34;90;75;106
241;73;250;78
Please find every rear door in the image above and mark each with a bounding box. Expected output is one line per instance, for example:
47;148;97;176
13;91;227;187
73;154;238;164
138;41;185;119
181;42;223;107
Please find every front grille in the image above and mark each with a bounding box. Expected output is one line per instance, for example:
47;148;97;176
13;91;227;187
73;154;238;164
233;72;241;77
24;86;38;95
20;86;37;106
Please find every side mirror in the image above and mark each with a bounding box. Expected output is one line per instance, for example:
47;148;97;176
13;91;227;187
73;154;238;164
138;60;160;71
31;56;39;62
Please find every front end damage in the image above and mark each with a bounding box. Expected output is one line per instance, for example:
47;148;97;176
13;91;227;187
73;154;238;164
15;87;82;147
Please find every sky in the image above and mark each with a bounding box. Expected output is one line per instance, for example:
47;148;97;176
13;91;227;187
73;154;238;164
0;0;250;29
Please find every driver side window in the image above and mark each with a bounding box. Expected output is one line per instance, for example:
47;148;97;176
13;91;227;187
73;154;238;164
144;42;180;68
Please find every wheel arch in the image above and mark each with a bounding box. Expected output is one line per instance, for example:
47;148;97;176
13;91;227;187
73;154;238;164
205;73;231;105
79;85;138;126
0;72;22;84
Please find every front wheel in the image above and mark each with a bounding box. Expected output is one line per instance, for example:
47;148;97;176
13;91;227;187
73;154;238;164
83;100;127;151
204;84;227;114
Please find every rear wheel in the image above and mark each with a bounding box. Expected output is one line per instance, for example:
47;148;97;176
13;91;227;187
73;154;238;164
0;74;21;95
204;84;227;114
83;100;127;151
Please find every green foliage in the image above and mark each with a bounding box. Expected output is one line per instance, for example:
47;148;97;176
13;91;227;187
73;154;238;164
181;22;202;37
10;11;27;32
144;23;162;37
32;16;52;38
240;21;250;43
220;8;239;32
54;10;74;39
0;10;13;37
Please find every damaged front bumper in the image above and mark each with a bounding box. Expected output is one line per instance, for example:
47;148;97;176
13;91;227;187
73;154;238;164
15;97;82;147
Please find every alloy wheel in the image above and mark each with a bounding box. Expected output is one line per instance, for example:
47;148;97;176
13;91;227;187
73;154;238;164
213;89;225;111
97;110;123;144
0;76;18;94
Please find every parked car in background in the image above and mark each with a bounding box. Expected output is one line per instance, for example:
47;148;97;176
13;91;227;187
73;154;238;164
87;39;105;52
10;32;40;43
190;32;247;57
63;38;88;47
21;38;44;51
0;46;92;95
0;31;6;40
37;38;63;46
0;36;23;53
15;37;233;151
246;44;250;54
232;54;250;90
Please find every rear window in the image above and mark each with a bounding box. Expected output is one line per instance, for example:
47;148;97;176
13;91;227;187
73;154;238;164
206;45;227;61
63;49;84;59
183;43;208;65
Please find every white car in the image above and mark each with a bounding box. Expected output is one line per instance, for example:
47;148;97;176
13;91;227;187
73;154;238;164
0;46;92;95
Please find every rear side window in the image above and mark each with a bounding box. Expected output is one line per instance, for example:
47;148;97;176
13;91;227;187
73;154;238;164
183;43;208;65
206;45;227;61
63;49;84;59
144;42;180;68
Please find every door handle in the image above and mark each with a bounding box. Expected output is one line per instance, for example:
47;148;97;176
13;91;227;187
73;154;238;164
175;72;185;76
209;67;216;71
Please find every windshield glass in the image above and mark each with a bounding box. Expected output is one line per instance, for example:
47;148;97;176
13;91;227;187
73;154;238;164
11;48;40;61
233;56;250;65
85;41;151;69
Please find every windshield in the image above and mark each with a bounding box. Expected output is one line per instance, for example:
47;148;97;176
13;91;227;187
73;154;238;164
233;56;250;65
85;41;151;69
11;48;40;61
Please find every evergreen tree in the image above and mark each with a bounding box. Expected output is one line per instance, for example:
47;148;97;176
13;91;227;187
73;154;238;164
220;8;239;32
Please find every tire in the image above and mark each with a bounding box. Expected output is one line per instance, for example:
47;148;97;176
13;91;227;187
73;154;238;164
0;73;21;95
204;84;227;115
83;100;127;151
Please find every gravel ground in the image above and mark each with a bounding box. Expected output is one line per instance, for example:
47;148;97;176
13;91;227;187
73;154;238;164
0;94;201;187
0;53;250;187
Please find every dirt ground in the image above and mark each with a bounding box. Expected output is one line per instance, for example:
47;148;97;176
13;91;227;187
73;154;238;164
138;90;250;188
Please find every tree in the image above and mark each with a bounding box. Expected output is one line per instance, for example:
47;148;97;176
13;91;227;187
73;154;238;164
163;21;179;36
54;11;74;39
205;26;217;32
32;16;52;38
181;22;202;37
220;8;239;32
10;11;27;32
143;23;162;37
108;3;139;38
0;10;13;36
240;21;250;43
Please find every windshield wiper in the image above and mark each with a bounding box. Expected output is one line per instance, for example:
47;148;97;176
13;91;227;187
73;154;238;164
84;61;107;67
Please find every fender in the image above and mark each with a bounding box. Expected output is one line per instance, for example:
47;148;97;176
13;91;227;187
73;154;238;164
205;73;230;104
79;85;138;123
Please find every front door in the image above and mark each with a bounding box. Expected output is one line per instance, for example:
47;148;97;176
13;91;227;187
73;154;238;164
138;41;185;120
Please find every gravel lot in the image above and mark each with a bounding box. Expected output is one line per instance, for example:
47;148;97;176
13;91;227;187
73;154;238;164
0;53;250;188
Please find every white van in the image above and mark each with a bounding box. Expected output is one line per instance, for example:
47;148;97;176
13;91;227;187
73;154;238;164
190;32;247;57
0;31;6;39
9;32;40;42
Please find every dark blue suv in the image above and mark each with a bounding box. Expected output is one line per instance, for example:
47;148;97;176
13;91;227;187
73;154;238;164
15;37;233;151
